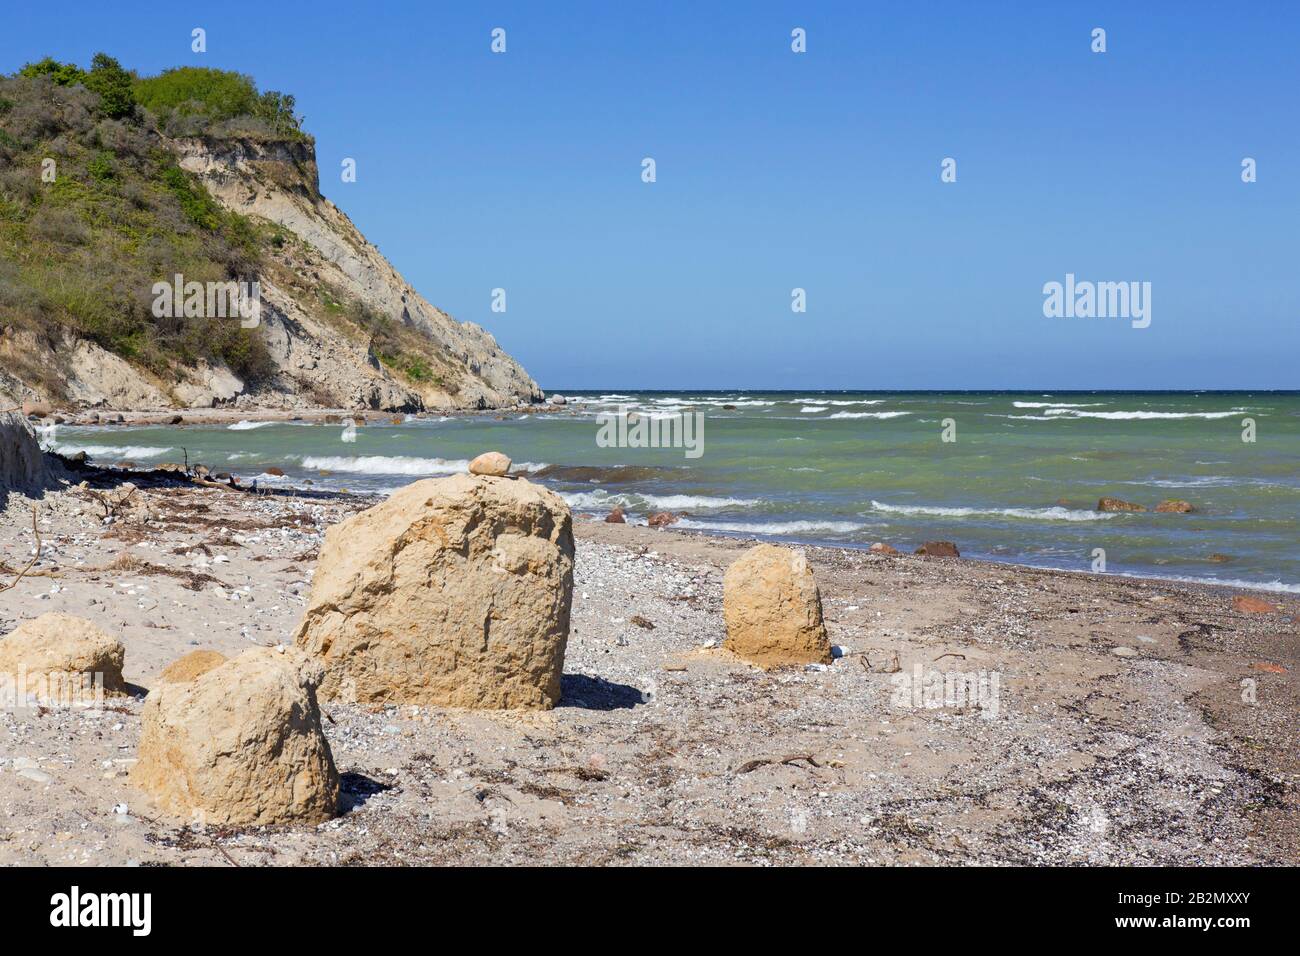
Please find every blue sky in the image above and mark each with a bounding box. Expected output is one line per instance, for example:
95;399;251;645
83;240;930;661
4;1;1297;389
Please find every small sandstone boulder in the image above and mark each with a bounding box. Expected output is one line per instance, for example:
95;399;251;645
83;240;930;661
158;650;227;684
469;451;511;476
605;506;626;524
647;511;680;528
1098;497;1146;512
1155;499;1194;513
0;613;126;700
915;541;960;558
264;466;286;477
869;542;899;555
1233;595;1280;614
723;544;832;668
132;647;339;826
295;474;574;709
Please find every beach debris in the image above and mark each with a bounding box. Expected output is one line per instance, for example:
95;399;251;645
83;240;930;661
646;511;680;528
1251;662;1287;674
295;474;574;708
604;507;626;524
157;649;227;684
734;753;821;774
723;544;832;668
629;614;654;629
1232;594;1280;614
1112;646;1138;657
869;542;899;555
915;540;960;558
1155;499;1195;513
0;613;127;701
1097;497;1146;512
132;647;339;826
468;451;512;477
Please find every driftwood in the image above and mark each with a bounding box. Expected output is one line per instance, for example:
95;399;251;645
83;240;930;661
0;505;40;593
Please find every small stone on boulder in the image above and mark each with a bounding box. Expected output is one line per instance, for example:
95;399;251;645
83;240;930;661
723;544;832;668
469;451;511;476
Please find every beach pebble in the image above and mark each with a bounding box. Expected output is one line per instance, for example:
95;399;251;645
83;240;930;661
1112;646;1138;657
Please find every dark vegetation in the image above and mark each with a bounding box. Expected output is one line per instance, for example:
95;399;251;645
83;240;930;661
0;56;310;393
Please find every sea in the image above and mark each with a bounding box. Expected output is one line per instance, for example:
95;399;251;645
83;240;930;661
41;391;1300;593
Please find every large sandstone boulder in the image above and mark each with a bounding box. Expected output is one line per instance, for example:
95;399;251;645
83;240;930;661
132;647;339;826
0;410;53;503
0;613;126;702
294;474;574;709
723;544;832;668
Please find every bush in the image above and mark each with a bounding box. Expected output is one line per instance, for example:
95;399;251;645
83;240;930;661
84;53;135;120
18;57;86;87
133;67;304;139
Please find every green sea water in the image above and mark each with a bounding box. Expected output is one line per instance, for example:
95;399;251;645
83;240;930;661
43;391;1300;591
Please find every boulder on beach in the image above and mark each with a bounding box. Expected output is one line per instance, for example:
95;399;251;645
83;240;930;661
132;647;339;826
1155;499;1195;513
915;540;960;558
1233;595;1280;614
0;410;54;501
294;473;575;709
869;542;899;555
469;451;511;476
723;544;832;668
264;466;285;477
605;507;626;524
0;613;126;701
647;511;680;528
548;394;567;406
158;649;227;684
1098;497;1146;512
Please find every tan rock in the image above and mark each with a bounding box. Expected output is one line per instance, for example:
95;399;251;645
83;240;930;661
915;540;960;558
723;544;832;668
604;507;626;524
0;613;126;701
469;451;511;476
132;647;338;826
647;511;679;528
869;542;899;555
158;650;227;684
1233;595;1280;614
295;474;574;709
1098;497;1146;512
1155;499;1194;513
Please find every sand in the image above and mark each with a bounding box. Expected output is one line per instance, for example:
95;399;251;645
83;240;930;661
0;473;1295;865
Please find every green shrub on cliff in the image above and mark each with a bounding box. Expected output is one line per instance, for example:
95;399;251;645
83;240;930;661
133;67;306;140
0;62;277;389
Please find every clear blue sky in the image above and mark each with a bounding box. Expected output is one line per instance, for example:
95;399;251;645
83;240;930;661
4;1;1297;390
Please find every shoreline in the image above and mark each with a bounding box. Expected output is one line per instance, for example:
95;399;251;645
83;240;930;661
0;475;1295;865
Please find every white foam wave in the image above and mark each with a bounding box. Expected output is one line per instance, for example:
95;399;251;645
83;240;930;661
800;406;829;413
675;518;866;535
227;420;274;430
300;455;469;475
1044;409;1240;420
828;411;910;419
54;444;173;460
561;490;758;511
870;500;1114;522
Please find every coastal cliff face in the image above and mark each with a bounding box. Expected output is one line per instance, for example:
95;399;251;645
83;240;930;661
170;136;542;412
0;67;541;413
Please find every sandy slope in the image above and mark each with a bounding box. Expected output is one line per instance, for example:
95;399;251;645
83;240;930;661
0;477;1295;866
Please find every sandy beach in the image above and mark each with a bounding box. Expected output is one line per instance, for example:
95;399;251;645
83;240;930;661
0;467;1295;866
